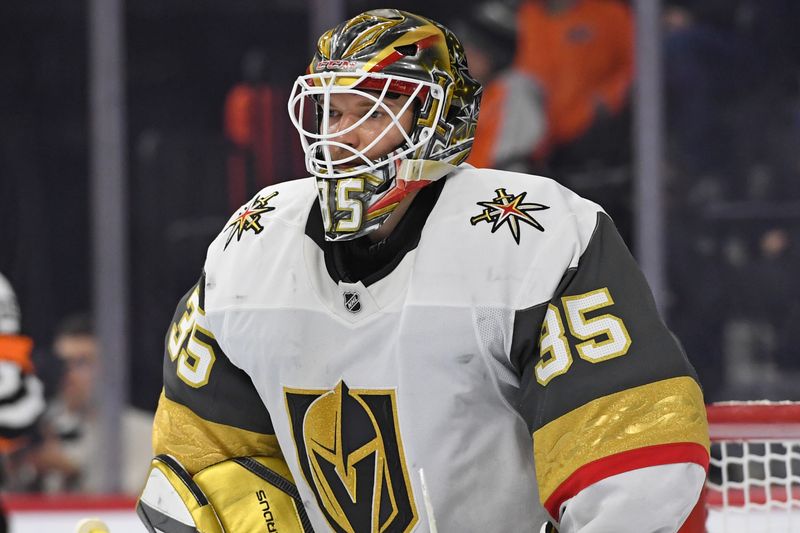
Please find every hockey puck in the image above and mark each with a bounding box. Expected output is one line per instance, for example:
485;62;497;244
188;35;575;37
75;518;110;533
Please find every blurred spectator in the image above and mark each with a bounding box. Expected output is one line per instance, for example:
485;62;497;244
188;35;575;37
514;0;634;166
664;208;728;400
664;0;800;402
662;1;756;401
22;315;152;495
224;47;305;211
0;274;45;448
735;0;800;93
664;0;800;201
461;1;547;172
0;272;45;532
663;1;759;199
737;227;800;373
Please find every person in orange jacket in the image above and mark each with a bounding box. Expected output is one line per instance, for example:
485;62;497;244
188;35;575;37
515;0;633;154
461;2;547;172
224;48;306;211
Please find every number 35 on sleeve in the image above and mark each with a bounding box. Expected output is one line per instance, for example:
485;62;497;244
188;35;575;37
535;288;632;386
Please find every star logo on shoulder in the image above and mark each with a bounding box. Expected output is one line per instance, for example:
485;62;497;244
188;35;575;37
223;191;278;250
470;188;549;244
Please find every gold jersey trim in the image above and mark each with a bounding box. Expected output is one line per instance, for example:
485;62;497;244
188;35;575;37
153;391;281;475
533;376;709;503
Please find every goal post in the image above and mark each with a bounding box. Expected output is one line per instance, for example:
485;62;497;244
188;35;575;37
704;401;800;532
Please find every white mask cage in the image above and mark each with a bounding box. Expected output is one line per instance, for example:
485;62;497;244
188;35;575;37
288;71;445;180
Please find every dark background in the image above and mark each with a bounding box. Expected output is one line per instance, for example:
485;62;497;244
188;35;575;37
0;0;496;411
2;0;799;412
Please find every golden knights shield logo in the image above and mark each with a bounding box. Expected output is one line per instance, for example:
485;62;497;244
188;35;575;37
284;381;418;533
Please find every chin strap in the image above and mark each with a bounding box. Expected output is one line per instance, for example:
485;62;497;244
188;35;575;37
365;159;456;216
397;159;456;184
319;156;458;242
397;159;456;182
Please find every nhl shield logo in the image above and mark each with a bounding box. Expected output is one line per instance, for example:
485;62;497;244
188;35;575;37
343;291;361;313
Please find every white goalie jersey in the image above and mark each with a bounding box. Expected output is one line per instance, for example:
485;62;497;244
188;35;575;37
153;165;709;532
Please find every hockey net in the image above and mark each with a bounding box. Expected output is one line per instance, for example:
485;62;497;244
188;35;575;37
705;401;800;532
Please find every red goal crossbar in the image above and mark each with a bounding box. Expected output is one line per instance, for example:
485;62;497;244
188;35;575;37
680;402;800;533
707;402;800;441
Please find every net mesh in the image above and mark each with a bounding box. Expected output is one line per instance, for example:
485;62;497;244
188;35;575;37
705;401;800;532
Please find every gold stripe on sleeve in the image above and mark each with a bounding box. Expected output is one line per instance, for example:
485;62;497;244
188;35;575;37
153;391;282;475
533;376;709;503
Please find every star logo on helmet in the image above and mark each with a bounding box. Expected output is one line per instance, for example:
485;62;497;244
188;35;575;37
223;191;279;250
452;102;480;140
470;188;549;244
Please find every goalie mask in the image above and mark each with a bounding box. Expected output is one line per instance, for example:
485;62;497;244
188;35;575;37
289;9;482;241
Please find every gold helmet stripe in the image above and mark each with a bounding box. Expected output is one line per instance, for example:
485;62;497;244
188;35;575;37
317;28;335;62
342;15;404;58
362;25;443;73
366;203;400;221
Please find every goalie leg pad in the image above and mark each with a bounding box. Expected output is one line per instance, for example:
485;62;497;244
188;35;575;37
137;455;223;533
137;454;313;533
194;456;314;533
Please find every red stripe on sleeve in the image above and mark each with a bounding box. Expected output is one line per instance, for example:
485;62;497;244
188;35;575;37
544;442;709;519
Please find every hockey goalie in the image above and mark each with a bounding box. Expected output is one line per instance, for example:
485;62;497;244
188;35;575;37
137;9;710;532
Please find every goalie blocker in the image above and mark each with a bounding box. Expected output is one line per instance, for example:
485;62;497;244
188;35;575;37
137;454;313;533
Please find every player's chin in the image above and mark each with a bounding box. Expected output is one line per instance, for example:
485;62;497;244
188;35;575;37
324;153;357;168
331;160;364;171
328;151;390;170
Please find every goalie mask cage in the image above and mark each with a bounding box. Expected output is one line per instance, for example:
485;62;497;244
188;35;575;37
705;401;800;533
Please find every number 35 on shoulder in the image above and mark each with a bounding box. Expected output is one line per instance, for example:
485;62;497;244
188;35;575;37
535;287;631;386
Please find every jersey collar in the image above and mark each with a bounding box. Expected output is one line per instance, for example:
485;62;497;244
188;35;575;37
304;178;445;287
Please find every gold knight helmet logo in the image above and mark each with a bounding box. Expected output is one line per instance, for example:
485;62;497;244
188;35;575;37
284;381;418;533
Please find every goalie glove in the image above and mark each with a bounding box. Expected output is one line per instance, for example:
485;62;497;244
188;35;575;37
137;454;313;533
